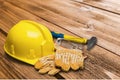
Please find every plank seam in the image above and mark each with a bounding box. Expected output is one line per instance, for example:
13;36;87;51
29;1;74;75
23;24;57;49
72;0;120;15
0;28;7;36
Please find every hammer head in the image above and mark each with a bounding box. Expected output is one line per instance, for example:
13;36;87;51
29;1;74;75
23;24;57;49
87;37;97;51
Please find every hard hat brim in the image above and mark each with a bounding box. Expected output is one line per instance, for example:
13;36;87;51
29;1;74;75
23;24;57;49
4;45;37;65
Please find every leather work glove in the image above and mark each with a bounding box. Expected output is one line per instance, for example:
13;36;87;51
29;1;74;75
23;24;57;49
55;46;87;71
34;46;87;75
34;55;60;76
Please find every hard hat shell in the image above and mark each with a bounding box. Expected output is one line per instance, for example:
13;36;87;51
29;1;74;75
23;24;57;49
4;20;55;65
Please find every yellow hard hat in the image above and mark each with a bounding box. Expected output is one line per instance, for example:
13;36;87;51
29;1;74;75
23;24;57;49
4;20;55;65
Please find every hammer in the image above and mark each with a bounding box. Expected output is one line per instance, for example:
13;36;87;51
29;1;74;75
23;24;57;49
51;31;97;50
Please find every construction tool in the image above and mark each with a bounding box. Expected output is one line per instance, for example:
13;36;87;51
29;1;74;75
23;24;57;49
51;31;97;50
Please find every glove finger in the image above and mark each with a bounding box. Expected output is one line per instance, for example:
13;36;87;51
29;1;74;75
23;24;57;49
84;56;87;59
75;49;85;69
61;52;70;71
61;63;70;71
34;60;43;69
39;67;52;74
48;68;60;76
70;53;80;70
34;55;55;69
34;59;50;69
55;49;63;67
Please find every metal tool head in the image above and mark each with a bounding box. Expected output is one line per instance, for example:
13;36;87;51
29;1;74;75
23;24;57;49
87;37;97;51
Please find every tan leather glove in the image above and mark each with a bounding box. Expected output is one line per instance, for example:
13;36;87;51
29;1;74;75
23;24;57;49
55;46;86;71
34;55;60;76
34;46;87;75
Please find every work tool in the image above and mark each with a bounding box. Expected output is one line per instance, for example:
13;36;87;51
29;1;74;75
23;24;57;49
51;31;97;50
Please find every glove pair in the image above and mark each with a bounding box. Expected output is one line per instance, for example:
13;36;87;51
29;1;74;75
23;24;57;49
34;46;86;75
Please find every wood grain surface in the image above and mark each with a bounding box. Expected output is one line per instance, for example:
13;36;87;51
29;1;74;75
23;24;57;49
0;0;120;79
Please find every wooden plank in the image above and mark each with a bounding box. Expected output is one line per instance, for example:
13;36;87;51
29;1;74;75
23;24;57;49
29;0;120;49
6;0;120;56
19;0;120;31
74;0;120;15
33;0;120;44
0;1;120;79
70;0;120;30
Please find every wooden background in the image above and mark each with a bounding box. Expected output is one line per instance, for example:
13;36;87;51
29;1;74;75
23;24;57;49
0;0;120;79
